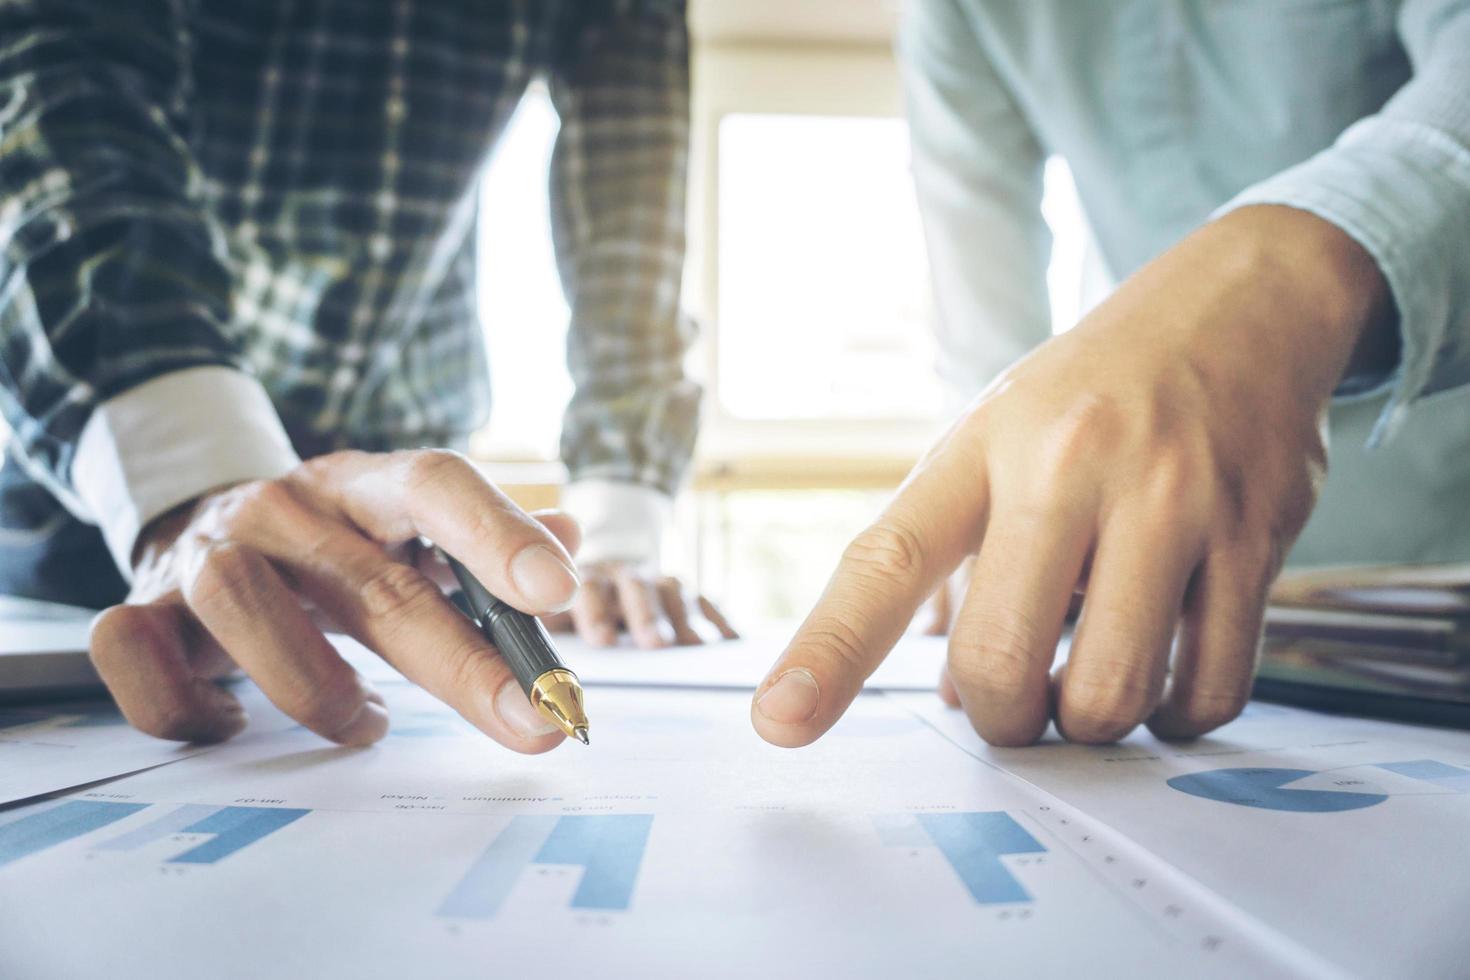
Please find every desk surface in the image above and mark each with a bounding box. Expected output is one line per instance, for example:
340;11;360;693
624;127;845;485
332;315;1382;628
2;633;1468;979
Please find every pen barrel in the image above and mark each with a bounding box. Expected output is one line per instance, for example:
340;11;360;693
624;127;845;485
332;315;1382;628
443;551;569;695
482;603;566;697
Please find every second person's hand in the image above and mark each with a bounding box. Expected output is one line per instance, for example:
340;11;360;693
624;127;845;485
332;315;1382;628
751;205;1393;748
541;562;738;648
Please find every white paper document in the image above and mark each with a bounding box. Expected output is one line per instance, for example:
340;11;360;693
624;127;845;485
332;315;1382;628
897;694;1470;979
1;679;1338;979
0;697;216;806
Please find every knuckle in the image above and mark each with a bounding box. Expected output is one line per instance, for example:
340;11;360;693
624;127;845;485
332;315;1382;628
281;680;362;736
289;452;361;490
1174;688;1250;732
1140;450;1215;531
202;480;292;538
184;542;261;613
358;562;443;624
403;448;469;492
446;643;506;702
1040;392;1127;470
949;608;1044;696
946;614;1040;696
843;521;927;582
803;618;870;675
1061;667;1157;741
236;478;295;518
1141;450;1200;505
948;645;1033;702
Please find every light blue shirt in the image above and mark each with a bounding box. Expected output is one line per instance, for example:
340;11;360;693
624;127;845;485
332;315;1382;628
901;0;1470;566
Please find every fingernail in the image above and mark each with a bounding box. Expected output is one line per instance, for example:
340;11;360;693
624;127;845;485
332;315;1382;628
333;701;390;746
495;679;558;738
756;669;820;725
511;545;579;613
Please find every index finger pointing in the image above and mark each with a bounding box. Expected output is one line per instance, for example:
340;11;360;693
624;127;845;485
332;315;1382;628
752;452;988;748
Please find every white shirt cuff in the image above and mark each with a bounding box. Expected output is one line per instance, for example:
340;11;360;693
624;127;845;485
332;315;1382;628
72;367;301;576
559;479;672;568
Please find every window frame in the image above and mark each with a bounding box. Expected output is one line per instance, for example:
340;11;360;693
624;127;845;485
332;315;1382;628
688;41;940;472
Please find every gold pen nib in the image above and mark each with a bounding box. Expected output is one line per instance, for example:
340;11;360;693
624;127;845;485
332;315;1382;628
530;668;590;744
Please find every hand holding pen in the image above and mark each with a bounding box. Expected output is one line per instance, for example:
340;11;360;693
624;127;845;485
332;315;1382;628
90;449;585;751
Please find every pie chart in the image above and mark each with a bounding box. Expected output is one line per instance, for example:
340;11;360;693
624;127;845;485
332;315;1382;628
1166;768;1389;812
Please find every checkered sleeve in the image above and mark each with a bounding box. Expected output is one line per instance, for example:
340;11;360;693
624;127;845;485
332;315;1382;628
0;0;245;509
548;0;701;498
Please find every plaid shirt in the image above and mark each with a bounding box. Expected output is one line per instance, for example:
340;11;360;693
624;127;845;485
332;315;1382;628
0;0;699;520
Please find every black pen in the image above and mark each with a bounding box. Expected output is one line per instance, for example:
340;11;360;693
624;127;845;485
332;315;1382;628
438;548;590;745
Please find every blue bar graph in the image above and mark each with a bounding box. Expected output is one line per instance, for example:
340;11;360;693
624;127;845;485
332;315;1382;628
439;816;559;918
0;800;148;868
94;804;222;852
1375;760;1470;792
913;812;1047;905
166;806;309;864
536;815;654;910
438;814;654;919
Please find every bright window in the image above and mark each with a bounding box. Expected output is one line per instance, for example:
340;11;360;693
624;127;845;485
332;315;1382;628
716;113;939;422
473;86;570;462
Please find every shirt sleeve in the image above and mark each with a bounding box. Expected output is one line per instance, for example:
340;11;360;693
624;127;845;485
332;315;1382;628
0;0;299;568
559;478;672;568
1215;0;1470;443
898;0;1054;407
546;0;701;500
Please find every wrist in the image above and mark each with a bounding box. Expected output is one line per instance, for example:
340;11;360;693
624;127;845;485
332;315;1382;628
73;367;300;578
560;479;671;568
132;497;197;567
1212;205;1394;398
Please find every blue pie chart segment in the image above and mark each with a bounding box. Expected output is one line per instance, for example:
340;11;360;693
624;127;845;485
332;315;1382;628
1167;768;1389;812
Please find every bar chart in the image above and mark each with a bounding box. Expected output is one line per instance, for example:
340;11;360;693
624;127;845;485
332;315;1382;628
438;814;654;919
875;810;1047;905
1374;759;1470;791
0;800;148;869
95;804;310;863
0;800;310;868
